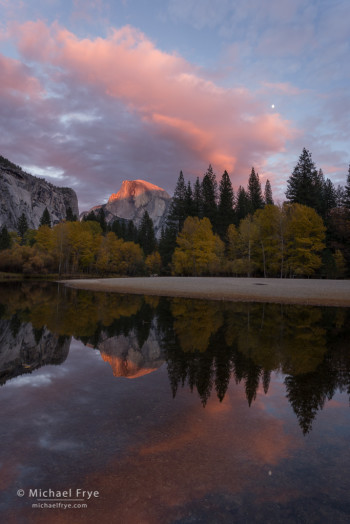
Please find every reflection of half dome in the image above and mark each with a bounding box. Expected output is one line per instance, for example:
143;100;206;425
97;331;165;379
100;352;163;379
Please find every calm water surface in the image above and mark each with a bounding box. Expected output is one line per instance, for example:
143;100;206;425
0;281;349;523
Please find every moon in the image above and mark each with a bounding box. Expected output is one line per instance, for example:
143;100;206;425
271;104;275;109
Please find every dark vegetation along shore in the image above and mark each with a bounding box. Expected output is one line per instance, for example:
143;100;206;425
1;148;350;279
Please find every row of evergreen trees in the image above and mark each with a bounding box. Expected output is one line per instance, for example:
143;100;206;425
83;208;157;256
158;166;273;268
157;149;350;272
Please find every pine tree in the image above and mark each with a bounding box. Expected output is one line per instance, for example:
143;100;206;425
0;225;11;250
158;225;177;271
343;164;350;209
322;178;337;217
138;211;156;255
217;170;235;238
235;186;250;223
264;179;274;205
202;164;218;229
126;220;138;242
97;208;107;233
167;171;187;232
184;181;194;217
17;213;28;238
83;211;98;222
248;167;264;213
66;206;77;222
286;148;323;213
39;207;51;228
193;177;203;218
335;185;345;207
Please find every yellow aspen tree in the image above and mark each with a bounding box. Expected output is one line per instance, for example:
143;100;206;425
173;217;224;275
285;203;326;276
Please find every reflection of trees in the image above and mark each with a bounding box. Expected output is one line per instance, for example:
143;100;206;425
157;298;350;431
0;283;349;433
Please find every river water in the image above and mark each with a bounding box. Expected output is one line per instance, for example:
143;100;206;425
0;281;349;523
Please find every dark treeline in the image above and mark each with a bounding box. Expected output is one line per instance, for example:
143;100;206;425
1;282;349;434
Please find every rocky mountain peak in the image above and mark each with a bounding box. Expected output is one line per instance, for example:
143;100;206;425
83;179;171;237
108;179;169;203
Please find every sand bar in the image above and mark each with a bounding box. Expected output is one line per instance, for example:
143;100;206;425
61;277;350;307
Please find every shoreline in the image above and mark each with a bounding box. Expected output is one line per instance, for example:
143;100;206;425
60;277;350;307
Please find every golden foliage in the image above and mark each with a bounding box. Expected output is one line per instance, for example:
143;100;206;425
172;217;224;275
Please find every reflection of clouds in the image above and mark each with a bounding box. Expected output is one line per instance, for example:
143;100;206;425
5;373;53;388
39;435;84;452
54;383;299;524
5;366;69;388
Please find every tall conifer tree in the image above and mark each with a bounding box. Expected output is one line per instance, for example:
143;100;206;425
286;148;323;213
322;178;337;218
217;170;235;238
39;207;51;228
184;181;194;217
138;211;156;255
202;164;218;229
167;171;187;232
264;179;274;205
343;165;350;209
0;226;11;250
193;177;203;218
248;167;264;213
17;213;28;238
235;186;250;223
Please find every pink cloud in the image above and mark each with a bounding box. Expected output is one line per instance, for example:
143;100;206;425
0;52;43;98
12;20;295;186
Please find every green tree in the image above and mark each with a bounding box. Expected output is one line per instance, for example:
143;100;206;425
264;179;274;205
17;213;28;241
158;225;177;271
0;225;11;250
322;177;337;218
217;170;235;239
84;210;98;222
138;211;156;255
97;207;107;233
167;170;187;232
343;164;350;209
202;164;218;228
235;186;250;223
39;207;51;228
66;206;77;222
286;148;323;213
248;167;264;212
193;177;203;218
184;181;194;217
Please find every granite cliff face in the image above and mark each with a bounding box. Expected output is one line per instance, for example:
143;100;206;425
82;179;171;236
0;159;79;230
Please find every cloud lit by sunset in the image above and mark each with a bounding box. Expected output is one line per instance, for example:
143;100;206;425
0;0;349;208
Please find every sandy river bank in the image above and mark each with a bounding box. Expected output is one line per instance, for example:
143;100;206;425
61;277;350;307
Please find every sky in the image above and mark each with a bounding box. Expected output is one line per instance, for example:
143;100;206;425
0;0;349;211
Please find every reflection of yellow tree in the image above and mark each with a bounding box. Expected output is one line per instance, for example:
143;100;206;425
281;306;326;374
0;284;143;338
171;299;223;352
224;302;327;375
